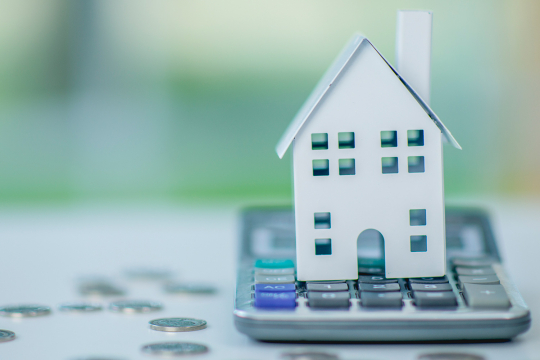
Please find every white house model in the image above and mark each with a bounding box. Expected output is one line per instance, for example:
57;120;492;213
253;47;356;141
275;11;461;281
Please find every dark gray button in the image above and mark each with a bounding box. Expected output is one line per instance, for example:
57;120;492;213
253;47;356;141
455;267;495;276
361;292;402;308
358;267;384;275
411;283;452;292
414;292;457;307
452;258;495;268
306;280;346;284
358;283;400;292
409;276;449;284
462;283;510;309
307;283;348;292
308;292;350;308
254;274;295;284
358;275;398;284
458;275;499;286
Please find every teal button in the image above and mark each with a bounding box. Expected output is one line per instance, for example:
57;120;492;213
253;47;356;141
255;259;294;269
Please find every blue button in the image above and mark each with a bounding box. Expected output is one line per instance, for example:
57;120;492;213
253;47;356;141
255;284;296;292
254;292;296;309
255;259;294;269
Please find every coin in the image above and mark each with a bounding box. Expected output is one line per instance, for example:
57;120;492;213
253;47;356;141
282;351;339;360
124;267;171;281
109;300;162;313
141;342;208;356
0;330;15;343
79;282;125;297
149;318;207;332
418;353;485;360
164;282;216;295
58;302;103;313
0;304;51;318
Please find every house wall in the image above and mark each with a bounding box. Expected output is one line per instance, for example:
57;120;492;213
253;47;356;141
292;41;445;281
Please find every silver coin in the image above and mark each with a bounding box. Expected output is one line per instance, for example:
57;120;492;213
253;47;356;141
164;282;216;295
0;304;51;318
418;353;485;360
79;282;125;297
282;351;339;360
141;342;208;356
109;300;162;313
0;330;16;343
149;318;207;332
59;302;103;313
124;267;171;281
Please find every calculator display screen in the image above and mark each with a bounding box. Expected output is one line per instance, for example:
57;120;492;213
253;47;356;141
245;208;492;260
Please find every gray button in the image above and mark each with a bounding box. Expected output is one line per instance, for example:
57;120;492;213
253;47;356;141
417;352;485;360
358;275;398;284
308;292;350;308
255;274;295;284
306;280;346;284
458;275;500;286
411;283;453;292
452;258;495;268
361;291;402;308
307;283;348;292
359;283;400;292
414;292;457;307
455;267;495;276
409;276;448;284
462;283;510;309
255;268;295;275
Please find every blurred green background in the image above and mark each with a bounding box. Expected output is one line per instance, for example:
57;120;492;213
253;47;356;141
0;0;538;203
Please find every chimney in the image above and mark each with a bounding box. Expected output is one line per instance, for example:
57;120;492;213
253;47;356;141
396;10;433;105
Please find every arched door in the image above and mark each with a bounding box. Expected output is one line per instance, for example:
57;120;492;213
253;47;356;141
357;229;385;270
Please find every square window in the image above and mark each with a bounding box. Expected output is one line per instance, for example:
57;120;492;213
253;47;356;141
381;131;397;147
314;212;331;229
339;158;355;175
408;156;425;173
410;235;427;252
408;130;424;146
312;159;329;176
311;133;328;150
315;238;332;255
381;157;398;174
338;132;355;149
410;209;426;226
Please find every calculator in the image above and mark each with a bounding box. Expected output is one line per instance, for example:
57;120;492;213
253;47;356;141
233;207;531;341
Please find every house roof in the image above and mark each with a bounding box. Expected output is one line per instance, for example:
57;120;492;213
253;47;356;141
275;34;461;159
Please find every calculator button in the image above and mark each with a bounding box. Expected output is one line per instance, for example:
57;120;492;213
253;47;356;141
308;292;350;308
455;267;495;276
458;275;500;286
358;283;400;292
409;276;449;284
410;283;452;292
255;268;295;275
255;284;296;292
361;292;402;308
358;267;384;275
462;283;510;309
358;275;398;284
255;274;295;284
306;280;346;284
254;292;296;309
307;283;348;292
452;258;495;268
255;259;294;269
414;292;457;307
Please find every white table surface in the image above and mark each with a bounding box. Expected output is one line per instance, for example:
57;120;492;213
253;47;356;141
0;198;538;360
